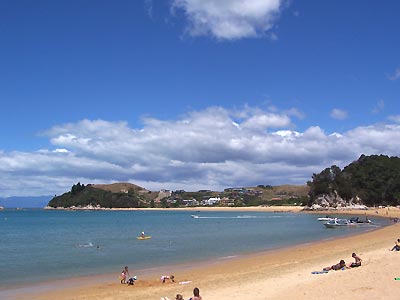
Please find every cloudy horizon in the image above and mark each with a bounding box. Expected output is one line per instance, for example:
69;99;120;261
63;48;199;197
1;104;399;197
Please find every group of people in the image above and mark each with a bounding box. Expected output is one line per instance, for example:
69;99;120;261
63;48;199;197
323;252;362;271
161;287;202;300
119;266;137;285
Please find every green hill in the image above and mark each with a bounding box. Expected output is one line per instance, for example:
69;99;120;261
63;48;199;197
307;154;400;206
47;182;155;208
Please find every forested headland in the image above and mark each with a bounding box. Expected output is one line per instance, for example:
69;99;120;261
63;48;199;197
307;154;400;207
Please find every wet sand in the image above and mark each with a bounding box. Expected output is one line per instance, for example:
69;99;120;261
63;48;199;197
9;206;400;300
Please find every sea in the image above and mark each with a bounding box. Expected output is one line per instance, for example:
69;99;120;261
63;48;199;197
0;209;389;291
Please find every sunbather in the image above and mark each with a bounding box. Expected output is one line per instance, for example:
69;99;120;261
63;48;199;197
323;259;346;271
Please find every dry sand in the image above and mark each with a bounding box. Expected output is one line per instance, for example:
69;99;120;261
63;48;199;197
13;207;400;300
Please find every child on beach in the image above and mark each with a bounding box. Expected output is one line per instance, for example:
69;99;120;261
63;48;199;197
120;266;130;284
348;253;362;268
120;270;127;284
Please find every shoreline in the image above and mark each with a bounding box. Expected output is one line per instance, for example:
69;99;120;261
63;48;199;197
4;207;400;300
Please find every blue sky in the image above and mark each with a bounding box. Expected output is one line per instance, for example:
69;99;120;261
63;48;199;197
0;0;399;197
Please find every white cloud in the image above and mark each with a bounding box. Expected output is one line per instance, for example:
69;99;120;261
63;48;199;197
172;0;284;40
1;106;400;197
388;68;400;81
241;113;291;130
330;108;348;120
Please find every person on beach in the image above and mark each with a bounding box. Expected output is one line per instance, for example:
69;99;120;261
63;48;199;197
348;253;362;268
189;287;202;300
390;239;400;251
120;266;130;284
161;275;175;283
323;259;346;271
127;275;137;286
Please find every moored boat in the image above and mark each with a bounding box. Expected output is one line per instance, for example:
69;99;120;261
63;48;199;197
324;218;356;228
349;216;371;224
317;216;335;221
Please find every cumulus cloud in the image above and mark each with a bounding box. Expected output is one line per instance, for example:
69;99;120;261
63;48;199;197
330;108;348;120
1;106;400;197
172;0;284;40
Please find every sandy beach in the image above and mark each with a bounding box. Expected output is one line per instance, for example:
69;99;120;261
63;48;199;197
13;206;400;300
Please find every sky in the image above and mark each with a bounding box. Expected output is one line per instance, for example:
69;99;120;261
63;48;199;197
0;0;399;197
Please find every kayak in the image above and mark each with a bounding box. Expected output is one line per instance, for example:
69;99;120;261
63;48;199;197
136;236;151;240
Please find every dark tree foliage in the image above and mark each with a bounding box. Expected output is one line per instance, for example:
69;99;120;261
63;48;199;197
48;184;146;208
307;155;400;206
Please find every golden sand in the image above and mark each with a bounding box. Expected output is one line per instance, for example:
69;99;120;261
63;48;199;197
21;207;400;300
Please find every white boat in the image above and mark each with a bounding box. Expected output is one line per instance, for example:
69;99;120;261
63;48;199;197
191;214;199;218
324;218;356;228
317;217;335;221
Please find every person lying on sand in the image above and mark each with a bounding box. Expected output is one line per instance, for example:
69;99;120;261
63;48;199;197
348;252;362;268
323;259;346;271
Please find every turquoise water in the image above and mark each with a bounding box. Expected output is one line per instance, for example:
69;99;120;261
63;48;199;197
0;209;388;289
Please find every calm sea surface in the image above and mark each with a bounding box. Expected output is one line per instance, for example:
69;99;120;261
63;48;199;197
0;209;389;289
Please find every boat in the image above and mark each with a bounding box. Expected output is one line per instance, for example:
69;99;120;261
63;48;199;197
349;217;371;224
191;214;199;218
136;236;151;240
317;216;335;221
323;218;356;228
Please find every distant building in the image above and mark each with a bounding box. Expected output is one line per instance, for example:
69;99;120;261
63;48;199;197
182;199;199;206
202;197;221;206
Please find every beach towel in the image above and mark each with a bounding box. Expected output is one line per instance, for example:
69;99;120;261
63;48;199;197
311;270;329;274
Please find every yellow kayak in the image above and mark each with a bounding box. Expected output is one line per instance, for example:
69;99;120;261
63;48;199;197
136;236;151;240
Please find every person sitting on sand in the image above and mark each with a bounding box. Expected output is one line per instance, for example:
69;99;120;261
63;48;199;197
348;253;362;268
189;287;202;300
175;294;184;300
391;239;400;251
160;275;175;283
323;259;346;271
